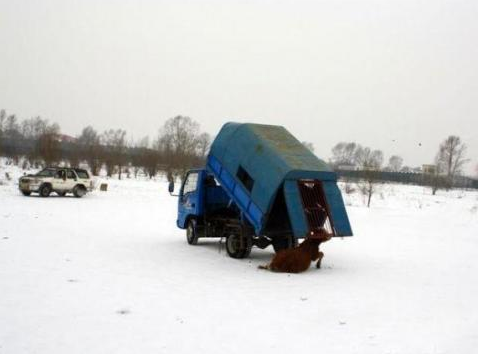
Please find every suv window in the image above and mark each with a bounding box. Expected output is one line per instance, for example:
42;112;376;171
67;170;76;179
54;170;66;179
183;172;198;195
75;169;89;179
36;168;56;177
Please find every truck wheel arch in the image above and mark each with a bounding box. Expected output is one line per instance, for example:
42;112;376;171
182;215;193;229
183;215;202;229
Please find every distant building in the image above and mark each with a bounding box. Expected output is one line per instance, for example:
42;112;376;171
399;166;421;173
57;134;77;143
422;164;436;175
336;164;357;171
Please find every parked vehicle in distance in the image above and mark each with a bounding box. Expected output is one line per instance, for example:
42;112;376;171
169;122;353;259
18;167;93;198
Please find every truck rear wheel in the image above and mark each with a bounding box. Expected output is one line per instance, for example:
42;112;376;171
186;220;199;245
226;233;252;259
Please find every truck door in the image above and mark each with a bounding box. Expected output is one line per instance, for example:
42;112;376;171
177;171;200;228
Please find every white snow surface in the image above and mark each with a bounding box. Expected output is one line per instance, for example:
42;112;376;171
0;163;477;354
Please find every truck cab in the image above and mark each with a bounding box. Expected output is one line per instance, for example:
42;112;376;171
176;169;232;230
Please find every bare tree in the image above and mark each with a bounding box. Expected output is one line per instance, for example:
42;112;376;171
196;132;211;158
157;115;201;176
0;110;5;131
102;129;127;179
3;114;22;163
387;155;403;172
428;152;448;195
4;114;21;139
436;136;469;186
67;148;81;167
143;149;160;179
21;117;49;140
330;142;358;169
131;136;150;178
17;117;60;165
37;123;61;166
0;109;5;156
427;136;468;194
355;146;383;207
78;126;102;176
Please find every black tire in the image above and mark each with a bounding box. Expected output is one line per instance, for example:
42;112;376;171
39;184;51;198
226;233;252;259
186;220;199;245
21;191;31;196
57;191;66;197
272;235;297;253
73;185;86;198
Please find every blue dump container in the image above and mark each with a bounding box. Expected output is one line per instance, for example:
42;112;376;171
171;122;352;259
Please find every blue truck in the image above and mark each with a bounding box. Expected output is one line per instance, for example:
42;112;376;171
169;122;353;258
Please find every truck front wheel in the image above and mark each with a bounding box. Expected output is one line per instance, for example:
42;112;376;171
186;220;199;245
226;233;252;259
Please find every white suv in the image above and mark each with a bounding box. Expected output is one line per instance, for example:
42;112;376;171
19;167;93;197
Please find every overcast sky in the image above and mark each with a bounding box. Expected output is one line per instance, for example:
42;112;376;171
0;0;477;175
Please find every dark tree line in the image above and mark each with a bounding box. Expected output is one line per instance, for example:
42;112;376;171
0;110;211;180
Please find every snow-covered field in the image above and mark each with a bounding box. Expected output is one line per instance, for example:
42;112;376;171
0;163;477;354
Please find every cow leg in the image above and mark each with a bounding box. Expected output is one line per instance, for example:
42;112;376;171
316;252;324;269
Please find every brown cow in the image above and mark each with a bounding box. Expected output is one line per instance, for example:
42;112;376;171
259;229;332;273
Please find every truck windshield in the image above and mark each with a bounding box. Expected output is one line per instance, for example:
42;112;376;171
36;168;56;177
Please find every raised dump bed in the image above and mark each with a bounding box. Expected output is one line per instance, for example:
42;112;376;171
170;122;352;258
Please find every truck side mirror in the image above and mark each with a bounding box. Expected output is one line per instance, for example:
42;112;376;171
168;181;175;194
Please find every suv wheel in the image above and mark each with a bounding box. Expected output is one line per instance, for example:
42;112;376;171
73;185;86;198
39;184;51;198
